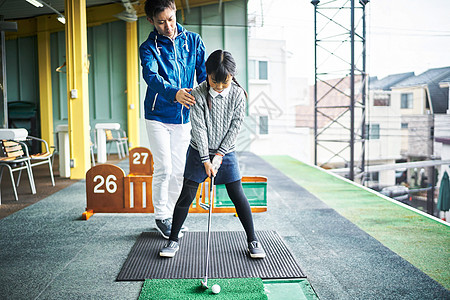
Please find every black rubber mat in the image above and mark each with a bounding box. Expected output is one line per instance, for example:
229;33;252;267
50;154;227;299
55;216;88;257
117;230;305;281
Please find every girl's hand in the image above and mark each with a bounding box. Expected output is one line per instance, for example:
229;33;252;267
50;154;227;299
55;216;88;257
176;88;195;109
204;161;217;178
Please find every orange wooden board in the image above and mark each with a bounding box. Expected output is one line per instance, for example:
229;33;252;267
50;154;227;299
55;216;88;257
129;147;153;176
84;163;267;218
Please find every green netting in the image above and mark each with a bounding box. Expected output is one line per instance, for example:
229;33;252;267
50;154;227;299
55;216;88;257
138;278;268;300
215;182;267;207
262;155;450;290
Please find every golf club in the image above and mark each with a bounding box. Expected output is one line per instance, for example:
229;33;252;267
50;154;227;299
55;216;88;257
200;176;214;289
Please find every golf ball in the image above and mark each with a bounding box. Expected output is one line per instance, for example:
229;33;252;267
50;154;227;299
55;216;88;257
211;284;221;294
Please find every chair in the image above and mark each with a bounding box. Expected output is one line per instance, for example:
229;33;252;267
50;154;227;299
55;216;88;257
105;129;129;159
0;140;36;201
27;136;55;186
90;129;96;167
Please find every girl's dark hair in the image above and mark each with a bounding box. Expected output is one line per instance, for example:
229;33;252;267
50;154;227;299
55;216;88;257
206;49;247;109
145;0;176;19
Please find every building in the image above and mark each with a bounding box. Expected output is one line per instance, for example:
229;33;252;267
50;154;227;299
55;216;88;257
296;67;450;189
365;72;415;187
242;38;309;162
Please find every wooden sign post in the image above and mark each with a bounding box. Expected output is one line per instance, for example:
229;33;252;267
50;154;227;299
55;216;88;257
83;147;267;220
84;164;126;219
129;147;153;175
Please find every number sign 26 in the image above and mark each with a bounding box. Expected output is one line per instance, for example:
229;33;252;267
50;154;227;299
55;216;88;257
93;174;118;194
86;164;125;210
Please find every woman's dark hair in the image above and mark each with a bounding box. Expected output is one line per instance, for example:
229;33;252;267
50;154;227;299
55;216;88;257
206;50;247;109
145;0;176;19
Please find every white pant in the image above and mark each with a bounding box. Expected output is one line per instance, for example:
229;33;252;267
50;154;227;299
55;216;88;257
145;119;191;220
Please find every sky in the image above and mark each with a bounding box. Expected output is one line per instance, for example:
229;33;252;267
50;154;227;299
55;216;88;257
247;0;450;83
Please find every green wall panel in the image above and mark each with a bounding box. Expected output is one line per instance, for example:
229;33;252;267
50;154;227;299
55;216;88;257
5;40;19;102
90;25;111;120
51;31;67;126
181;5;201;35
5;36;39;135
88;21;127;131
201;4;224;54
19;37;39;103
109;21;127;125
5;36;39;104
201;25;223;54
224;1;247;90
48;21;128;134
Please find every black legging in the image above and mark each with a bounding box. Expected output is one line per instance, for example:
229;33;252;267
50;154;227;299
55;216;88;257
169;178;257;243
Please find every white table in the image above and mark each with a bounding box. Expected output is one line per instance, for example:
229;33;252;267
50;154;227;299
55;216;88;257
94;123;121;163
0;128;28;141
55;124;70;178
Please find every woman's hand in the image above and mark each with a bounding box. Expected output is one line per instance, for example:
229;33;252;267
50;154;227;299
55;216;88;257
176;88;195;109
204;161;217;178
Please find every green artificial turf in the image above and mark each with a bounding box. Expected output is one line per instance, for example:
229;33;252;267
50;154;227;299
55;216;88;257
264;279;319;300
138;278;268;300
262;155;450;289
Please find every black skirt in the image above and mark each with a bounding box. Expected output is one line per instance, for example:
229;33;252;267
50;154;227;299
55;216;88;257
183;145;241;185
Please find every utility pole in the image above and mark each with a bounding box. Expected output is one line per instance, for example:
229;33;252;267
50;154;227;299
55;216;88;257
311;0;369;181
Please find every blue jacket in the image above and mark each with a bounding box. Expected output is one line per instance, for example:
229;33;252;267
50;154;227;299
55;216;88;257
139;23;207;124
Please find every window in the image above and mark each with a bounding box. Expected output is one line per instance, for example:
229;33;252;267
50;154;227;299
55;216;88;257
249;59;268;80
373;93;391;106
401;123;408;129
362;171;379;184
366;124;380;139
248;60;256;80
258;61;268;80
259;116;268;134
369;171;379;182
401;93;413;109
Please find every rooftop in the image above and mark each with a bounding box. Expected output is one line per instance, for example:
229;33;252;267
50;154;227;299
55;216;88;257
369;72;415;91
392;66;450;88
390;66;450;113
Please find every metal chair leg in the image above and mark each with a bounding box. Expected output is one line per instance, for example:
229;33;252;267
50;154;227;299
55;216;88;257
116;142;122;159
47;159;55;186
5;165;19;201
26;161;36;194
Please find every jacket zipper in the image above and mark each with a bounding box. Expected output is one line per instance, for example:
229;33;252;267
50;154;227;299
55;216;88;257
152;93;158;111
172;39;183;124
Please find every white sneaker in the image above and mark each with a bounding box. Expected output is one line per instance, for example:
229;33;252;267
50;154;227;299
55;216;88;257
248;241;266;258
160;240;179;258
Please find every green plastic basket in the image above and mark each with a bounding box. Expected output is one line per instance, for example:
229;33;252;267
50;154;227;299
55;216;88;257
215;182;267;208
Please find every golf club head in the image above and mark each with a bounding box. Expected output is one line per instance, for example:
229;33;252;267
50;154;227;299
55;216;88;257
199;202;210;210
201;279;208;289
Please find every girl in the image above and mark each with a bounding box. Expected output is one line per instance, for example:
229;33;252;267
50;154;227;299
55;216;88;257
159;49;266;259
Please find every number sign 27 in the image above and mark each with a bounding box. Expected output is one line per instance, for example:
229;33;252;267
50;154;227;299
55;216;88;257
129;147;153;175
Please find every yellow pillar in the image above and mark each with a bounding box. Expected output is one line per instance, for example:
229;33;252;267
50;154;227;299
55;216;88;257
65;0;91;179
126;21;140;148
36;16;54;150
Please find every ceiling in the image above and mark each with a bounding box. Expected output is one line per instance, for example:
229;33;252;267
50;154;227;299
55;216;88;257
0;0;121;20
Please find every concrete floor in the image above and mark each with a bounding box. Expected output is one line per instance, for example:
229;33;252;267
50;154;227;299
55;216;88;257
0;152;448;299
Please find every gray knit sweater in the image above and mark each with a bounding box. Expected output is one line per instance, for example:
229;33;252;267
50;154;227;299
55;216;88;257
190;80;246;163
